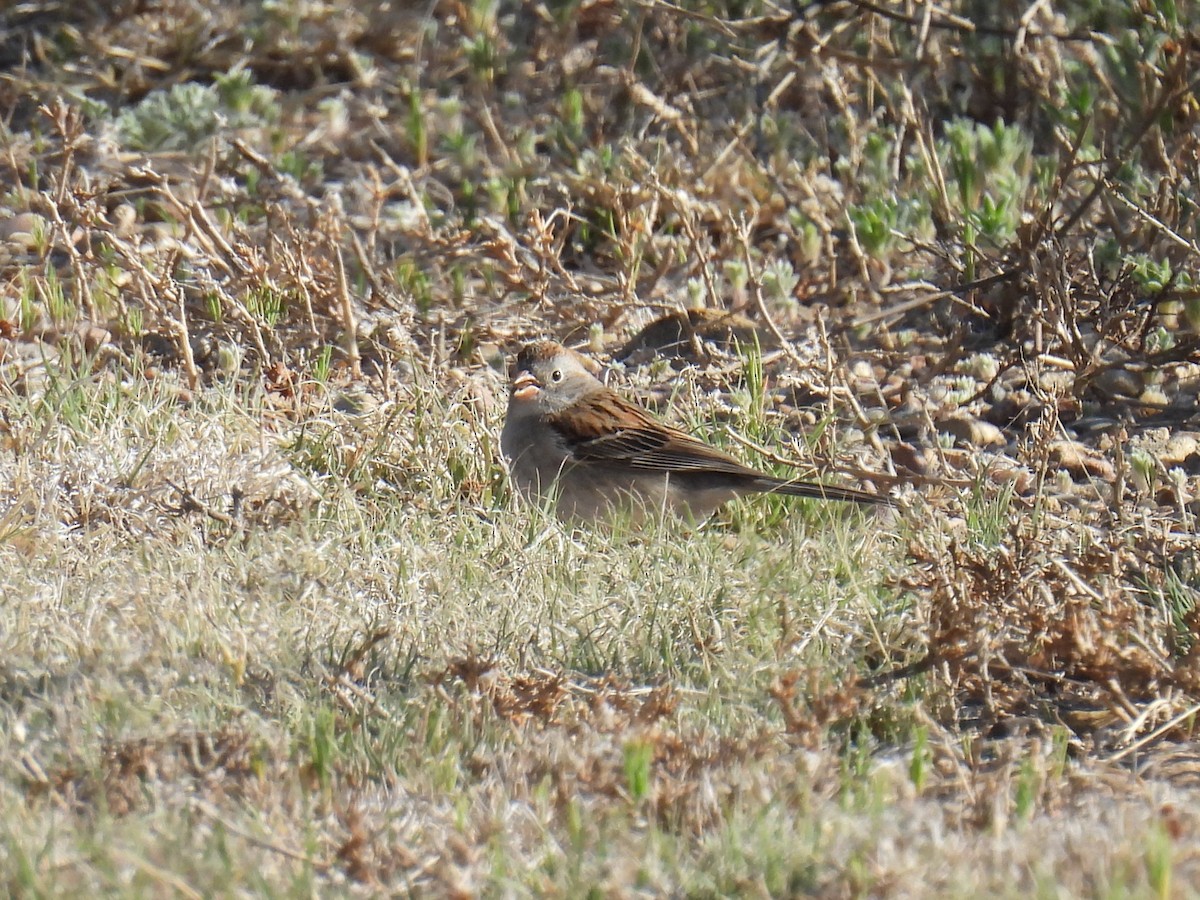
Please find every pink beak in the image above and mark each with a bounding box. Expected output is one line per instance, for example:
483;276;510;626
511;371;540;401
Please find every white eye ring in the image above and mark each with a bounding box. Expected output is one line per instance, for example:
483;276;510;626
550;369;564;383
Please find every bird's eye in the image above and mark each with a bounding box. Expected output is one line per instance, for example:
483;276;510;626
550;369;564;383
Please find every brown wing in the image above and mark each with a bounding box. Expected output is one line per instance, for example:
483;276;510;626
547;389;764;477
547;388;890;506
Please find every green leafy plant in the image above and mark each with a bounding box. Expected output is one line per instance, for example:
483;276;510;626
115;67;280;151
623;740;654;802
245;286;286;326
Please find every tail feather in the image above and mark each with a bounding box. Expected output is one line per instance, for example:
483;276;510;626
755;476;890;506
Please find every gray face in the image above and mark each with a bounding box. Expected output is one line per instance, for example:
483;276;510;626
508;347;597;417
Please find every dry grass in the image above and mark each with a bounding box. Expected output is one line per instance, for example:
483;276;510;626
2;0;1200;895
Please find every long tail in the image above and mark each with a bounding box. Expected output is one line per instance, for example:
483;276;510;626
755;476;891;506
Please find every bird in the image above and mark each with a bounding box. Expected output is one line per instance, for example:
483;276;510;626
500;339;888;523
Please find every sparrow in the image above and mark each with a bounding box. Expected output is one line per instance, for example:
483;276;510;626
500;339;887;523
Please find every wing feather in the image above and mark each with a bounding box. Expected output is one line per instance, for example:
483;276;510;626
544;386;887;505
547;390;761;477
